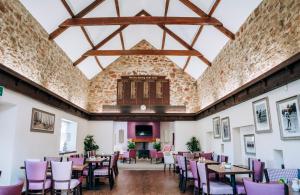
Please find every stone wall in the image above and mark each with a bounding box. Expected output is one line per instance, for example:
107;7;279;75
0;0;89;109
197;0;300;109
88;40;199;113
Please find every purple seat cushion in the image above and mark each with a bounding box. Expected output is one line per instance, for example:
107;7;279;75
202;181;233;194
53;179;80;190
183;170;194;179
236;184;246;194
94;168;109;176
29;179;51;190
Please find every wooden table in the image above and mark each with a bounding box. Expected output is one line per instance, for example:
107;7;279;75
197;159;219;165
85;157;107;190
208;164;252;195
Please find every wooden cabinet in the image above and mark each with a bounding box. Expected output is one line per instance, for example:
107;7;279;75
117;76;170;105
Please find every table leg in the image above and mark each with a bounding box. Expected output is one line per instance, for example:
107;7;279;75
230;174;237;195
88;163;93;190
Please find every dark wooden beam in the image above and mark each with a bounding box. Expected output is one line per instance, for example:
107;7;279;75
60;16;222;26
73;10;146;66
161;0;170;49
84;50;202;56
179;0;235;40
114;0;125;50
183;0;221;70
49;0;105;40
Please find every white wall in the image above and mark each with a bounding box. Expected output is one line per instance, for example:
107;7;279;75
88;121;114;154
196;79;300;168
174;121;198;152
0;89;89;184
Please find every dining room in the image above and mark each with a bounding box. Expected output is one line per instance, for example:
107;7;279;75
0;0;300;194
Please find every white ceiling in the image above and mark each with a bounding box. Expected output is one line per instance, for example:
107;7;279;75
20;0;262;80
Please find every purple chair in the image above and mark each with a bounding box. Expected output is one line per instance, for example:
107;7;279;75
179;156;193;192
113;151;120;176
190;160;201;195
51;161;81;194
150;149;163;164
252;159;265;182
176;155;183;189
200;152;213;160
68;157;84;166
243;179;288;195
93;155;114;190
123;149;136;164
0;181;24;195
198;162;234;195
24;161;51;195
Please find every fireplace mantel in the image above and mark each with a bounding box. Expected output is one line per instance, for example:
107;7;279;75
131;137;156;143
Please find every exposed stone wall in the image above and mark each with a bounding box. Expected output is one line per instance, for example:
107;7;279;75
88;40;199;113
197;0;300;109
0;0;89;109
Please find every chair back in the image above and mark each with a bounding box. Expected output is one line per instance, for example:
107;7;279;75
113;151;120;166
163;152;174;164
179;156;188;171
189;160;198;181
25;161;47;181
252;159;265;182
110;155;114;169
243;179;288;195
51;161;72;181
129;149;136;158
197;162;208;185
218;155;228;163
150;149;157;158
162;145;172;152
176;155;182;169
0;181;24;195
183;152;194;159
68;157;84;166
265;168;298;183
200;152;213;160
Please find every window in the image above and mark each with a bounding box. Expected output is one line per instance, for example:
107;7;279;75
130;81;136;99
59;119;77;154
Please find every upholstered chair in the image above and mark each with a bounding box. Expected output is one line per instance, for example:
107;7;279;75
93;155;115;190
51;161;82;194
163;151;175;171
24;161;51;195
150;149;164;164
179;156;194;192
200;152;213;160
189;160;201;195
123;149;136;164
0;181;24;195
243;179;288;195
252;159;265;182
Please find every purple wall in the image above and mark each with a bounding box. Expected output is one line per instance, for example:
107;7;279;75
127;122;160;139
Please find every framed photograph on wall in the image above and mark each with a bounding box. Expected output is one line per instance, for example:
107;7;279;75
31;108;55;133
213;117;221;138
276;96;300;140
252;97;272;133
221;117;231;142
244;134;256;154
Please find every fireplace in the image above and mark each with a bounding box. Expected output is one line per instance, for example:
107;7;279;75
135;142;150;158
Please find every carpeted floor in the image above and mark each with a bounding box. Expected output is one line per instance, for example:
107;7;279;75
118;158;166;170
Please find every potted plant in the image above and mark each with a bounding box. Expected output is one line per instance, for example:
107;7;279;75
127;141;136;150
186;136;201;152
153;141;161;151
84;135;99;156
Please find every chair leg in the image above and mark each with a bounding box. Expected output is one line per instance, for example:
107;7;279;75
182;177;187;192
164;164;166;172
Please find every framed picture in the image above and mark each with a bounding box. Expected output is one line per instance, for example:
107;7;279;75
221;117;231;142
244;134;256;154
31;108;55;133
252;97;272;133
276;96;300;140
213;117;221;138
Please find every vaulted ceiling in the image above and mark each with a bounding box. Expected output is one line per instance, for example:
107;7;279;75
20;0;262;79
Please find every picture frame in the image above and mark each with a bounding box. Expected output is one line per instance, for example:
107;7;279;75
244;134;256;155
213;117;221;138
276;96;300;140
31;108;55;133
221;117;231;142
252;97;272;133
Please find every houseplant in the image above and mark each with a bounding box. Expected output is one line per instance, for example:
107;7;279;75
84;135;99;154
153;141;161;151
127;141;136;150
186;136;201;152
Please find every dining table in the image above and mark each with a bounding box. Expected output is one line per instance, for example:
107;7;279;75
208;164;252;195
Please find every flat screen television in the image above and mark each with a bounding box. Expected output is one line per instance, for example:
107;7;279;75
135;125;153;137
